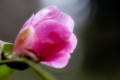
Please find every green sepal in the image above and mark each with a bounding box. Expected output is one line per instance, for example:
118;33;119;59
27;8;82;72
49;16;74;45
3;43;14;55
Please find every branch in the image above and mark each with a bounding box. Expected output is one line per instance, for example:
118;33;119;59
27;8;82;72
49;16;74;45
0;58;57;80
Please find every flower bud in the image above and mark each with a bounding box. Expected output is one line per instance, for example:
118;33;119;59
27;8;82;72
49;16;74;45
12;6;77;68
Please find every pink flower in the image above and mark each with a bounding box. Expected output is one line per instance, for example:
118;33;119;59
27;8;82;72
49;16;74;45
12;6;77;68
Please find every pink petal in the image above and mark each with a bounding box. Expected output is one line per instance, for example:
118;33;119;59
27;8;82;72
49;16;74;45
69;33;77;53
41;54;71;68
32;41;71;62
52;12;74;32
33;6;59;27
33;6;74;32
31;20;73;62
34;19;71;43
12;26;35;53
54;33;77;54
22;14;34;29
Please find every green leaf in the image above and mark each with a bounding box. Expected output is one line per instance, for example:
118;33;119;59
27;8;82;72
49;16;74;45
0;41;16;80
0;64;15;80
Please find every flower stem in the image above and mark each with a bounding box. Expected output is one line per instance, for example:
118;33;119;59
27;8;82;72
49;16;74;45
0;58;57;80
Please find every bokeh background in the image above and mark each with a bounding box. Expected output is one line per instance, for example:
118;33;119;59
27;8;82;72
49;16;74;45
0;0;120;80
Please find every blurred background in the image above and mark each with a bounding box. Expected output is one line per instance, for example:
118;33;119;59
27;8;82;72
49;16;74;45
0;0;120;80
